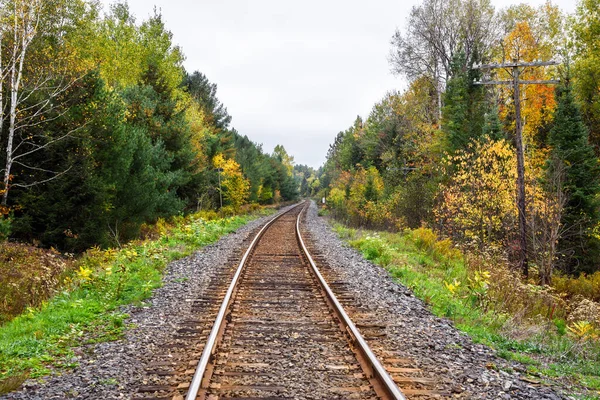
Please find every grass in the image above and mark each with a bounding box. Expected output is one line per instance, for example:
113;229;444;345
331;223;600;399
0;207;275;394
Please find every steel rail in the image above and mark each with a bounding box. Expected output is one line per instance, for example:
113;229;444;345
295;203;407;400
185;203;303;400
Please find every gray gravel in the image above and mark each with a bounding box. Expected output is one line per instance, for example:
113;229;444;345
302;201;573;399
2;209;290;400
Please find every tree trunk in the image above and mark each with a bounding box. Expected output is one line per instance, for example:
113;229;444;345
2;2;35;206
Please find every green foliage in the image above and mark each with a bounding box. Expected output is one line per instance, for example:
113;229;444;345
1;2;296;252
482;106;505;141
442;52;486;153
11;72;184;250
0;217;10;242
548;80;600;274
571;0;600;150
185;71;231;130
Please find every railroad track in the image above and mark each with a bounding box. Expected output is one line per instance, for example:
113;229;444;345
135;203;444;400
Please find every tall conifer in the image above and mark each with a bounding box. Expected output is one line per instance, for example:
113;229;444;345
548;79;600;273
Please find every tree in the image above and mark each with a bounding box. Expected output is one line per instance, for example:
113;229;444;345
213;153;249;211
390;0;497;120
435;138;517;248
548;79;600;274
532;155;567;285
185;71;231;131
1;0;91;206
571;0;600;150
482;105;504;140
442;51;486;153
11;72;182;249
83;2;145;89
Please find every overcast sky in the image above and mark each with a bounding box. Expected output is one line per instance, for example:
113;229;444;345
100;0;577;168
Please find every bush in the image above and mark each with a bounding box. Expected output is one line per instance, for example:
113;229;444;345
196;210;219;221
139;217;171;240
553;272;600;302
350;234;393;266
220;206;236;217
246;203;261;212
407;227;462;262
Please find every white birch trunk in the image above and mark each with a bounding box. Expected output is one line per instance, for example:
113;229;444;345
2;0;39;205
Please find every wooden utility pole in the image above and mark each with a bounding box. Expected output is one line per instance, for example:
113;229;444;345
473;59;559;278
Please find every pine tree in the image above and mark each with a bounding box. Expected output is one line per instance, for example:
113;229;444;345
442;51;486;153
482;105;504;141
548;80;600;274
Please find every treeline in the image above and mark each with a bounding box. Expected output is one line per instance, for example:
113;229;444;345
317;0;600;283
0;0;297;252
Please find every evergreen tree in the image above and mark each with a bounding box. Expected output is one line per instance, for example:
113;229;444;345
482;105;504;141
548;80;600;274
185;71;232;130
442;51;486;153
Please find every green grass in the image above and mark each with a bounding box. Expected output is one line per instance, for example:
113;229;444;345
0;208;274;393
333;223;600;399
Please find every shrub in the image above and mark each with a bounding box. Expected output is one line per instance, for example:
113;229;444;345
470;254;568;324
220;206;236;217
553;272;600;302
350;234;393;266
139;217;171;240
246;203;261;212
568;299;600;329
408;227;462;262
196;210;219;221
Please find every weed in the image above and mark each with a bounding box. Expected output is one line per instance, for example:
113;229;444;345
318;207;330;217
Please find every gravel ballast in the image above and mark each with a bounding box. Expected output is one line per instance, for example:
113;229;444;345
3;202;575;399
302;201;571;400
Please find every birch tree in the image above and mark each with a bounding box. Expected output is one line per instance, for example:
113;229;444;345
1;0;87;206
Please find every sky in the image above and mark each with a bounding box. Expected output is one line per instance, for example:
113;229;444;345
100;0;578;168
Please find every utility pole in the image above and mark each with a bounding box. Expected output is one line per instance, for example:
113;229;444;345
473;59;559;278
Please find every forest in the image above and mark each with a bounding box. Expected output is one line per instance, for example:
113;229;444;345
0;0;298;253
312;0;600;285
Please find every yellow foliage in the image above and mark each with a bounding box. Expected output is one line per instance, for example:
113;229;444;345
444;279;461;294
213;153;250;211
468;270;491;293
409;227;462;262
567;321;599;341
435;139;517;247
553;272;600;302
76;266;93;282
